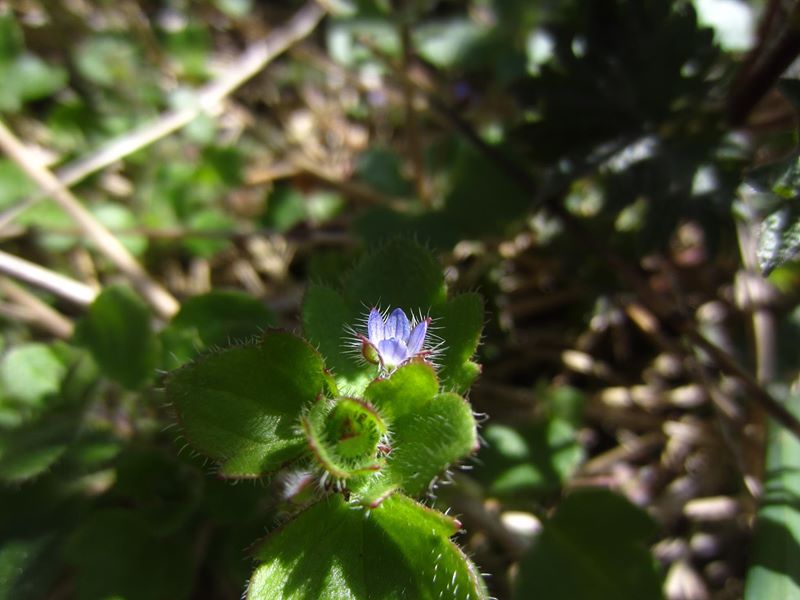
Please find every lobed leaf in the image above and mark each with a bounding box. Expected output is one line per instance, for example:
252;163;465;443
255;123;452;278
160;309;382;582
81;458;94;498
345;238;447;311
166;330;326;478
358;363;478;500
430;292;484;394
247;493;487;600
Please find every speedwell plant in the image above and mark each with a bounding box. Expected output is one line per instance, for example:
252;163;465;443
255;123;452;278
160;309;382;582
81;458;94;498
166;239;487;599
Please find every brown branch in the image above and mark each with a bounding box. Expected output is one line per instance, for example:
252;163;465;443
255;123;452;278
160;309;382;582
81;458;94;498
727;5;800;126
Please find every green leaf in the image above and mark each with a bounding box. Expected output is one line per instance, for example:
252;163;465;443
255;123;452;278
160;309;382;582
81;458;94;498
0;13;23;60
478;419;584;496
63;509;194;600
345;238;447;310
302;283;373;395
170;290;276;348
91;203;147;257
0;159;36;209
0;346;96;482
514;488;663;600
0;343;66;406
745;393;800;599
431;292;484;394
0;406;81;482
385;391;478;496
0;535;59;600
360;364;478;500
744;150;800;273
364;361;438;421
10;53;67;102
167;330;326;477
247;494;488;600
355;148;413;196
75;35;139;87
758;204;800;275
74;285;159;389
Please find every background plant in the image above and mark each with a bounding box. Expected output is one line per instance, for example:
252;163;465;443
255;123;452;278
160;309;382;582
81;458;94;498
2;0;800;599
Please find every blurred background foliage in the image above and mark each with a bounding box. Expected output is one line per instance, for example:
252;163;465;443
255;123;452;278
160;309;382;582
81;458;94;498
1;0;800;598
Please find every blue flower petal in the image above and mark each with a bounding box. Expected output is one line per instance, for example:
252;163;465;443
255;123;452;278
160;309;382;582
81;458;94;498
406;319;428;356
377;338;408;367
367;308;384;344
384;308;410;341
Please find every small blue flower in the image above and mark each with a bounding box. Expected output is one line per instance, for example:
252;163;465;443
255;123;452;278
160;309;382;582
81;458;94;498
359;307;432;370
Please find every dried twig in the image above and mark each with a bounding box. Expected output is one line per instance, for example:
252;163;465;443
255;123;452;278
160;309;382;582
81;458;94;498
0;277;74;338
727;3;800;126
0;248;96;306
0;121;178;318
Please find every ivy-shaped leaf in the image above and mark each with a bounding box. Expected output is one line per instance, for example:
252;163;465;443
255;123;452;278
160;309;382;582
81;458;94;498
430;292;483;394
247;493;488;600
166;331;327;478
355;362;478;502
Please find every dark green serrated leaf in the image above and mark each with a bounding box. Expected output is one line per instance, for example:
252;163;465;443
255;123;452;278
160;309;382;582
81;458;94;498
364;361;438;421
63;509;194;600
431;292;484;393
247;493;487;600
74;285;159;389
359;365;477;500
745;392;800;599
345;238;446;310
302;283;373;395
0;406;82;482
514;488;663;600
386;392;478;496
0;346;95;482
167;330;325;477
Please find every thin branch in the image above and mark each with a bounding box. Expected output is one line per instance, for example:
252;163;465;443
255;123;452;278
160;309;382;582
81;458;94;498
727;5;800;126
0;249;97;306
0;1;327;231
0;120;178;317
0;278;74;338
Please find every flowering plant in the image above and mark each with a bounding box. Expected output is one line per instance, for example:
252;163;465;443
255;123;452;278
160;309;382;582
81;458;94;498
166;240;487;599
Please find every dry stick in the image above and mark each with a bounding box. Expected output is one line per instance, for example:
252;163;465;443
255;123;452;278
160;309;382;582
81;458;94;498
0;121;180;318
0;277;74;338
0;1;327;231
415;82;800;441
727;8;800;126
0;248;97;306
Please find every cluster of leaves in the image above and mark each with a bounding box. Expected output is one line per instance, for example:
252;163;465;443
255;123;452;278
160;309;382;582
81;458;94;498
165;239;488;598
